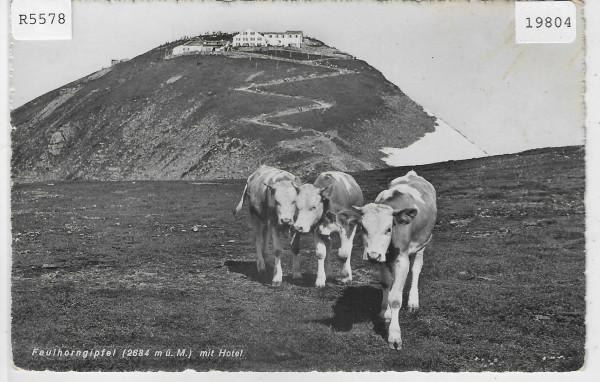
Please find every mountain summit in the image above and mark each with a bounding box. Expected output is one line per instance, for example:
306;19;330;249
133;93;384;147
11;35;436;182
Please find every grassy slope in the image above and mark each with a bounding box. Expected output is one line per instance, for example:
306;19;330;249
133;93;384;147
11;41;435;182
11;146;584;371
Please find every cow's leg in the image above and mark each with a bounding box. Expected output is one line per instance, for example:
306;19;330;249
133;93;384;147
325;235;332;279
378;262;393;322
291;233;302;279
314;232;330;288
387;253;410;350
270;226;283;287
251;215;267;274
340;253;352;284
408;248;425;312
339;226;357;284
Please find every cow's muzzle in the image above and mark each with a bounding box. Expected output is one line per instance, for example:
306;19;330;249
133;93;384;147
280;218;293;226
337;251;350;261
367;252;385;263
293;225;309;233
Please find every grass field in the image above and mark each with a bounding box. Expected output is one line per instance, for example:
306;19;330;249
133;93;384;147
11;146;585;371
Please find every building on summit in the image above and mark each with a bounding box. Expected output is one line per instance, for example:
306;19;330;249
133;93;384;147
263;31;303;47
232;29;268;47
232;29;303;48
172;29;304;56
172;39;231;56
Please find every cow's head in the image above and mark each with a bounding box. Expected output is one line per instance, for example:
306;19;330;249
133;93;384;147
334;210;362;260
292;183;332;234
347;202;418;263
265;180;300;227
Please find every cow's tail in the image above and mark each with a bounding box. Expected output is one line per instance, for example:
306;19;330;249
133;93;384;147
233;183;248;215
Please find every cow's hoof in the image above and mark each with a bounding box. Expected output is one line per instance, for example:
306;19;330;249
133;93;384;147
388;341;402;350
271;280;282;287
315;281;326;288
292;273;303;280
341;277;352;285
407;296;419;311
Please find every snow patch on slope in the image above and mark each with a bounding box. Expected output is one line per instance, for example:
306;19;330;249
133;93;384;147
381;118;487;166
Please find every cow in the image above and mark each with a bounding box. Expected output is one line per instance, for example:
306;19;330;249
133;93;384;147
233;165;301;287
291;171;364;287
340;170;437;350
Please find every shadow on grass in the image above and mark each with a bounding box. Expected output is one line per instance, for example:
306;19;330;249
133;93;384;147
311;285;387;339
224;259;321;288
224;260;273;285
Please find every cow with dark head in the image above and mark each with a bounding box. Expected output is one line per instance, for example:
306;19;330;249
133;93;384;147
292;171;363;287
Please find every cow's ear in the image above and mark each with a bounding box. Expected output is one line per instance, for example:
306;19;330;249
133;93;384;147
320;185;332;201
393;208;418;225
337;210;361;225
264;183;275;195
351;205;365;216
386;177;394;188
325;211;337;223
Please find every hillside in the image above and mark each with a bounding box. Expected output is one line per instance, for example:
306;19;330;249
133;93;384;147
11;36;436;182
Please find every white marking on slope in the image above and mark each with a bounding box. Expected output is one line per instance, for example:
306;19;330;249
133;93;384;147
166;75;182;84
245;71;264;82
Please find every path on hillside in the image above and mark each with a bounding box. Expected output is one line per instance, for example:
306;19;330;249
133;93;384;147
234;57;357;136
230;50;374;172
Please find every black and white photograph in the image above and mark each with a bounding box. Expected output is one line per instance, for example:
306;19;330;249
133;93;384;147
4;0;599;377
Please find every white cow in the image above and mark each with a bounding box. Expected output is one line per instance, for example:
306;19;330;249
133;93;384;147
341;170;437;349
292;171;364;287
234;165;301;287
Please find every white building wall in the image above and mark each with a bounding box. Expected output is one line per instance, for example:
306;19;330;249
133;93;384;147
233;29;266;47
172;43;227;56
233;29;302;47
263;32;302;47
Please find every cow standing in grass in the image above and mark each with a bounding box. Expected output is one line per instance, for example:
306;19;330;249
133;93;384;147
292;171;364;287
341;170;437;349
234;165;301;287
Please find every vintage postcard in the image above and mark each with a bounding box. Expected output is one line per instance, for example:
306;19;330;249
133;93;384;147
5;0;597;378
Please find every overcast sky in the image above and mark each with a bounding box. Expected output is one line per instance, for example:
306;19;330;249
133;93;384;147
10;0;585;157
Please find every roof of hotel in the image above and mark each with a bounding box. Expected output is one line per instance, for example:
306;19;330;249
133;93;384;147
260;31;303;35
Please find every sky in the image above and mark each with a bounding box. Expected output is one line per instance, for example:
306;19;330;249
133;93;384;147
10;0;585;159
